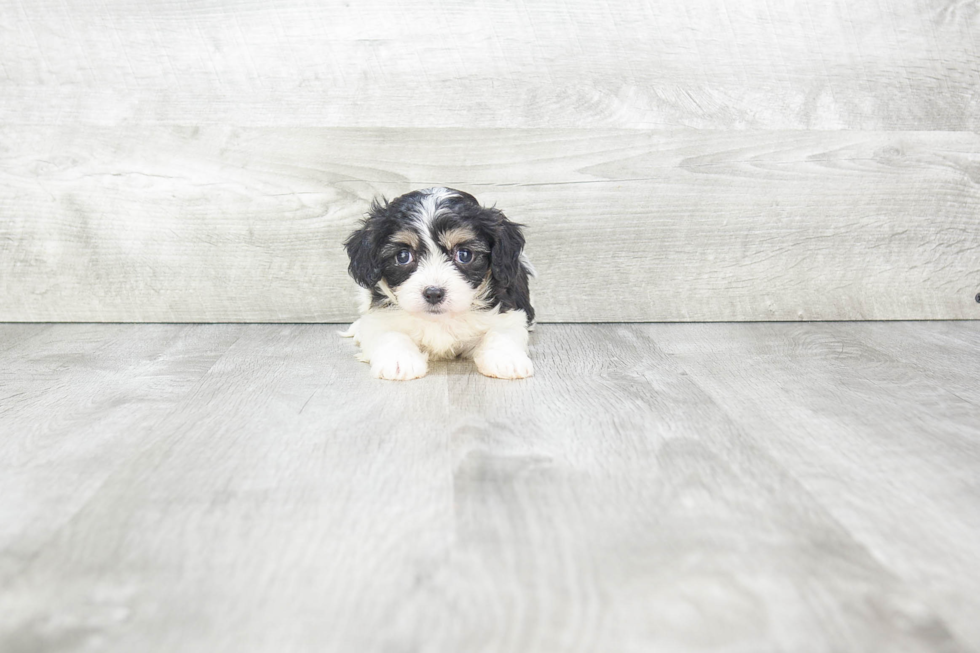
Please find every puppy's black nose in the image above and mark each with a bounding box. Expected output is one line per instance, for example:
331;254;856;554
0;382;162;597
423;286;445;305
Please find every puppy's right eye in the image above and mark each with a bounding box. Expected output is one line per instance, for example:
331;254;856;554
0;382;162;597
395;249;413;265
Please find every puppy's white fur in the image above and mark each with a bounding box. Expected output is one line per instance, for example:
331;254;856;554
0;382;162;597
394;253;484;316
342;293;532;380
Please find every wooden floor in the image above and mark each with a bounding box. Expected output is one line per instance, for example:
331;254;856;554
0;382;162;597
1;322;978;653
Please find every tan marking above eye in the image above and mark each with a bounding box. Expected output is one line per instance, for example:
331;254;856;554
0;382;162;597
390;229;419;249
438;227;478;251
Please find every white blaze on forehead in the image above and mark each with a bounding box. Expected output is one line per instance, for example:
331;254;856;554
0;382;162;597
390;187;485;317
411;187;458;252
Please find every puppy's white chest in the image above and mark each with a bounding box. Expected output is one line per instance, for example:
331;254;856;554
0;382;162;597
413;314;487;359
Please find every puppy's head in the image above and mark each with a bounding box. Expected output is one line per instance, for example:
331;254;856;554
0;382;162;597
344;188;533;321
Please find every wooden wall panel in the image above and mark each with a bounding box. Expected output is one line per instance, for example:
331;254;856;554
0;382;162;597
2;127;977;322
1;0;978;130
1;0;978;321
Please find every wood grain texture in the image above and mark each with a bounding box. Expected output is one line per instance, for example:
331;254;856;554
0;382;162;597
649;320;980;649
2;127;978;322
1;322;979;652
1;0;978;129
2;0;979;321
0;324;244;582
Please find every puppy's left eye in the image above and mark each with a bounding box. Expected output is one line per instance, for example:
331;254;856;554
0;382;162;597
455;248;473;264
395;249;413;265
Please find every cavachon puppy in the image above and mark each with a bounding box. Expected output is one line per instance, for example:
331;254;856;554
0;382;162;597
341;187;534;380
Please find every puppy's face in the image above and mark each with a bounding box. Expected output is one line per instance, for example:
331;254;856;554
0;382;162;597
379;216;490;316
345;188;532;321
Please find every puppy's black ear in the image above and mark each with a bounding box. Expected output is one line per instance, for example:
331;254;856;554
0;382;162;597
489;211;526;287
344;199;385;288
488;209;535;323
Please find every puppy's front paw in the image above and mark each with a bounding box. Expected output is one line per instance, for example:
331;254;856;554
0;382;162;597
371;349;429;381
475;350;534;380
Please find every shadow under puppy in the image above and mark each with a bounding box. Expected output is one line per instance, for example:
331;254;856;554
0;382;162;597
341;187;534;380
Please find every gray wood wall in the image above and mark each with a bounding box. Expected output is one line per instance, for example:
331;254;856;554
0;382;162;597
1;0;978;322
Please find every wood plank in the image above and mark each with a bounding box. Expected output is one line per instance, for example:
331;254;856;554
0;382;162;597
2;323;978;651
0;324;457;652
1;0;977;129
824;321;980;400
2;127;978;322
0;324;243;582
0;324;52;354
398;324;969;652
651;321;980;647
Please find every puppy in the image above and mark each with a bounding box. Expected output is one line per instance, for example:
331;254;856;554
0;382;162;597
341;187;534;380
